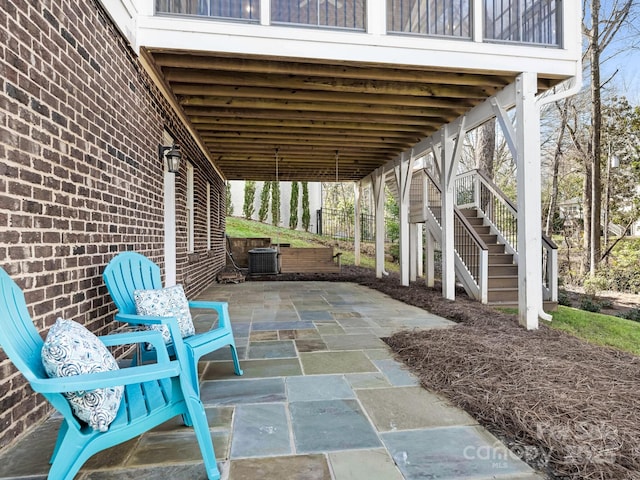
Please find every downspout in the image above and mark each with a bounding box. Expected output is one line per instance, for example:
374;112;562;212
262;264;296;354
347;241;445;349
535;59;582;322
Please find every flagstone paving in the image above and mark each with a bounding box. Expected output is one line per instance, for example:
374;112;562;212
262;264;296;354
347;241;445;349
0;281;545;480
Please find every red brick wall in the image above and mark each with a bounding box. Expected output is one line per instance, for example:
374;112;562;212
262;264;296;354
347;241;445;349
0;1;226;448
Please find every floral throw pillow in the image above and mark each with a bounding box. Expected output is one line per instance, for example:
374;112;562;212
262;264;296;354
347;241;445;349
41;318;123;432
133;284;196;344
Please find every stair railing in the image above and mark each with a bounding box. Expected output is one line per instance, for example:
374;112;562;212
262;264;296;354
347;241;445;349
454;169;558;302
422;169;489;302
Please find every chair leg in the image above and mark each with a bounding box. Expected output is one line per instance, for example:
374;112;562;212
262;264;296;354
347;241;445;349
48;429;90;480
229;343;243;376
184;397;220;480
50;419;69;465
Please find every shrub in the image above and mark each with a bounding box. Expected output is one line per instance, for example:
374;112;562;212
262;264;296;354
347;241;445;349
580;296;602;313
557;290;572;307
617;308;640;322
583;274;609;297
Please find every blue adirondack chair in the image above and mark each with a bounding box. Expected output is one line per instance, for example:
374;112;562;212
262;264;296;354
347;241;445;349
0;267;220;480
103;251;243;394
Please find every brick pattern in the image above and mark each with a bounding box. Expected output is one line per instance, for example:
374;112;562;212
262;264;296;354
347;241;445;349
0;0;226;448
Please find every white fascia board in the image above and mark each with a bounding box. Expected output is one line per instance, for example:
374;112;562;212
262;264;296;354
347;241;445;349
97;0;139;45
135;16;579;77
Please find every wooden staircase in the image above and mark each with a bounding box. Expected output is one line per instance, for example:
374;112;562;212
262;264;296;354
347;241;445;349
459;208;519;305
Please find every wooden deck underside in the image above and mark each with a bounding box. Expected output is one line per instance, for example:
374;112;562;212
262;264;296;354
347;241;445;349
143;49;562;182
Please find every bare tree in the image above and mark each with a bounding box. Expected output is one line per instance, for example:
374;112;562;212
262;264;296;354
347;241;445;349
476;119;496;179
582;0;635;275
545;98;571;237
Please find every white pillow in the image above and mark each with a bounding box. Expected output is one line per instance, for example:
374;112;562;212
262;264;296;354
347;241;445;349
41;318;123;432
133;284;196;344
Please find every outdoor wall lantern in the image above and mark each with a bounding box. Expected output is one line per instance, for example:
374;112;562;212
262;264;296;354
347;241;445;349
158;144;182;173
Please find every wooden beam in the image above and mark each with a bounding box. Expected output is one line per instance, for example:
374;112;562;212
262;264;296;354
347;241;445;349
189;116;440;132
163;69;500;98
183;106;453;126
150;51;514;87
179;95;461;117
172;84;474;110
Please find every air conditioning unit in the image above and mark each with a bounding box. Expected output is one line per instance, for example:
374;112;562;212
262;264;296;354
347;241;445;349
248;248;278;275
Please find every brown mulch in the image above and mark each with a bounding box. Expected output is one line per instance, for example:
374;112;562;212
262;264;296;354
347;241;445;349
254;266;640;480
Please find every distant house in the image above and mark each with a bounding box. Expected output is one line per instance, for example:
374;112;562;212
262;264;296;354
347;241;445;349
228;181;322;231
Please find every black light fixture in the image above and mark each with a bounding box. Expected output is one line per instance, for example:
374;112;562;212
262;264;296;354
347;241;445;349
158;144;182;173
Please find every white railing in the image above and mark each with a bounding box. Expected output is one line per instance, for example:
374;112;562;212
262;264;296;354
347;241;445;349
422;170;489;302
154;0;562;46
454;169;558;302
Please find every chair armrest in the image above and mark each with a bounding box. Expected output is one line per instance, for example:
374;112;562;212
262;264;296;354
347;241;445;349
115;312;168;326
188;301;231;330
113;314;188;360
99;330;170;364
30;361;181;394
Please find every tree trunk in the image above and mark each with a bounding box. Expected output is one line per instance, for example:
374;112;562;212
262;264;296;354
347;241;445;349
545;100;569;237
589;0;602;276
582;159;592;277
476;119;495;179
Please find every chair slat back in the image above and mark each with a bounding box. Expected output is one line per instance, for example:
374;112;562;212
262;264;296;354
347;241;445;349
0;268;47;382
103;252;162;315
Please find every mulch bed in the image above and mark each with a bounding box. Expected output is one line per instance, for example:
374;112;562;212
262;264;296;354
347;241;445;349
254;266;640;480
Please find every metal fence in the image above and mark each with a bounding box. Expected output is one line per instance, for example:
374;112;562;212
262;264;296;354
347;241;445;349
387;0;471;38
317;208;393;242
484;0;560;45
155;0;260;20
272;0;365;29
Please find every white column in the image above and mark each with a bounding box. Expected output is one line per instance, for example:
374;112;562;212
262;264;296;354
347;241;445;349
354;182;361;266
515;72;543;330
417;224;424;277
425;230;435;287
366;0;386;35
472;0;483;43
409;223;418;282
395;153;414;287
164;171;177;287
440;128;456;300
260;0;271;25
372;168;386;278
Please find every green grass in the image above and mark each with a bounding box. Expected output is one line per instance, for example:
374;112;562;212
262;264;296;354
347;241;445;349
545;306;640;355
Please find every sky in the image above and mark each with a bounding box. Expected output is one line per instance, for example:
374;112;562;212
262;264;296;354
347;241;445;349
591;0;640;103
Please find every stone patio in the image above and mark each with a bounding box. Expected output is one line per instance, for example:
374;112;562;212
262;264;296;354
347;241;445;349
0;281;545;479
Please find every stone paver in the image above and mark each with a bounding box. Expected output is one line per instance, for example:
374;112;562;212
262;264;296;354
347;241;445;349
382;426;534;480
230;404;291;458
0;281;543;480
229;455;331;480
329;449;405;480
299;350;378;374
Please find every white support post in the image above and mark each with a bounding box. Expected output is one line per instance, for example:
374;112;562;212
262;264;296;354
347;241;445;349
472;0;483;43
366;0;386;35
440;126;459;300
354;182;361;266
417;224;424;278
260;0;270;25
515;72;543;330
409;223;418;282
395;153;414;287
164;171;177;287
425;230;435;288
372;168;386;278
